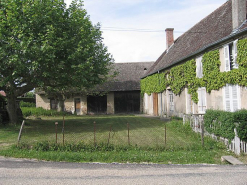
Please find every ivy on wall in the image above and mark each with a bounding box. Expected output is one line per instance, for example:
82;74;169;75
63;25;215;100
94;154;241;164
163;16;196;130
141;38;247;103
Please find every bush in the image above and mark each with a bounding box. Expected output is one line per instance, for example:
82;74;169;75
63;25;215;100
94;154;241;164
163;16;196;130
204;109;247;141
20;101;36;108
234;109;247;142
21;107;66;117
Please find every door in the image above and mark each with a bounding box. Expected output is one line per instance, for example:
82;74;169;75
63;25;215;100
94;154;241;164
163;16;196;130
169;90;174;113
74;98;81;114
153;93;158;116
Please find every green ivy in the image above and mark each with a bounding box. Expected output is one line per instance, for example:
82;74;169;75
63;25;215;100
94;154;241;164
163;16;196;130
141;38;247;103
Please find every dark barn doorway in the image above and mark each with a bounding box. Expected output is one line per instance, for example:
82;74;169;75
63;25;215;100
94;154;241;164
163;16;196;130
87;95;107;114
114;91;140;114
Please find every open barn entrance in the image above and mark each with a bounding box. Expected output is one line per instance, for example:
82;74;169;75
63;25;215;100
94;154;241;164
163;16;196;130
87;95;107;114
114;91;140;114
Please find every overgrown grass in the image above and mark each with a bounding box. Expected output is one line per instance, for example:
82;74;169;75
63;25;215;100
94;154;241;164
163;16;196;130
0;115;234;164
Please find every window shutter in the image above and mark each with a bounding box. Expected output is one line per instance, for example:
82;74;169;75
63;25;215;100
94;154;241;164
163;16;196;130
232;85;239;111
198;88;206;113
224;45;230;71
224;84;231;111
196;56;203;78
232;40;238;69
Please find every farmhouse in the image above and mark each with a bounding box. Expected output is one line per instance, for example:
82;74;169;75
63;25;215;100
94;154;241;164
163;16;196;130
141;0;247;117
36;62;154;115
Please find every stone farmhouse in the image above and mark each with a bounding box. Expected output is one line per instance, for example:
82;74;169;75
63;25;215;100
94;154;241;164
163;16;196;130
142;0;247;117
36;62;154;115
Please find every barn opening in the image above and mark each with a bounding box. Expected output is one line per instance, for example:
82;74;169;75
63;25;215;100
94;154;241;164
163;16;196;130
114;91;140;114
87;95;107;114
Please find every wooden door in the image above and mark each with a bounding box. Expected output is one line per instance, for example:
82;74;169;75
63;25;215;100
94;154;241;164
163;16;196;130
153;93;158;116
74;98;81;114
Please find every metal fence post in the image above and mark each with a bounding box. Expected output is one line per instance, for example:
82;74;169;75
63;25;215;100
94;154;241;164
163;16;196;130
55;122;58;144
17;120;25;145
127;123;130;145
165;123;167;146
108;125;112;145
62;115;65;145
94;121;96;146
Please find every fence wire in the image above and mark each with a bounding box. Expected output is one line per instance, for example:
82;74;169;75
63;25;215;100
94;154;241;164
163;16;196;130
19;118;168;148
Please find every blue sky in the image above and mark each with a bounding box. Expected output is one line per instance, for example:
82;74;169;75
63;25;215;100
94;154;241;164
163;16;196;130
64;0;227;63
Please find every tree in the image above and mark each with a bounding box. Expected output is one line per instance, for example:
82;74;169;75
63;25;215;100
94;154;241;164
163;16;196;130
0;0;113;124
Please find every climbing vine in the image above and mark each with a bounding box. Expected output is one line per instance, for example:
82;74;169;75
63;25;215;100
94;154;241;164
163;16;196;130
141;38;247;103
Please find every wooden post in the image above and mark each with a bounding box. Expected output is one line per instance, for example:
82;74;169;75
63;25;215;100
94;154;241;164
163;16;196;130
17;120;25;145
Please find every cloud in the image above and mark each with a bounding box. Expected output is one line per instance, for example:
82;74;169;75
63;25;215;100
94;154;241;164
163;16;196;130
64;0;226;62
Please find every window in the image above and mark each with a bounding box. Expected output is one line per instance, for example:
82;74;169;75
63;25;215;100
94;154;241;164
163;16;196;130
224;40;238;71
50;99;58;110
198;87;206;113
196;56;203;78
223;40;240;112
224;84;240;112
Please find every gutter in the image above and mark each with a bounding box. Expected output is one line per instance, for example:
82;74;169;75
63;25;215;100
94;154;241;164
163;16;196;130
142;27;247;79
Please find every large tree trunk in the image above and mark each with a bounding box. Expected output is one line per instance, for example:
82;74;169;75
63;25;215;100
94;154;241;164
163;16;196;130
6;95;18;124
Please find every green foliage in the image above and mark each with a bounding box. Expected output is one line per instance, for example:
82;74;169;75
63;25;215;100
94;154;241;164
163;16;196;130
237;38;247;68
234;109;247;142
21;107;65;117
0;0;113;124
204;109;247;141
141;39;247;104
19;101;36;108
140;72;168;95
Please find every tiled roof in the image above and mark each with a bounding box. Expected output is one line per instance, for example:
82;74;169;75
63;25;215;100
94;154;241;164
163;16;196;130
104;62;154;91
145;0;233;76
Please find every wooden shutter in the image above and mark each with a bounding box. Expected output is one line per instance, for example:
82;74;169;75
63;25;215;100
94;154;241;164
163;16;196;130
232;40;238;69
224;84;240;112
196;56;203;78
224;84;231;111
224;45;230;71
232;85;239;111
198;88;206;113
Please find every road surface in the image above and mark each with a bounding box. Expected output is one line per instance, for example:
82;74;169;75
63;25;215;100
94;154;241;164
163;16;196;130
0;156;247;185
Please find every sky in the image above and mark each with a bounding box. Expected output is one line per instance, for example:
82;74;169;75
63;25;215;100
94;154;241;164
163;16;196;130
64;0;227;63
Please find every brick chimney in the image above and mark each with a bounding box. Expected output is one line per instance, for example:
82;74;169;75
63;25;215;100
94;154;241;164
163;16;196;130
232;0;246;30
165;28;174;50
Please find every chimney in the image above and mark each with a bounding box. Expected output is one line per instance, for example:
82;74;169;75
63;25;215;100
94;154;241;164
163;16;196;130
232;0;246;30
165;28;174;50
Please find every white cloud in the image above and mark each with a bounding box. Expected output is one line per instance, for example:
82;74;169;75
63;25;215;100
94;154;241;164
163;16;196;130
64;0;226;62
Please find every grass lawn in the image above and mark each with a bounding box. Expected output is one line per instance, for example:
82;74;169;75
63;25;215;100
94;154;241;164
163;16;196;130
0;115;237;164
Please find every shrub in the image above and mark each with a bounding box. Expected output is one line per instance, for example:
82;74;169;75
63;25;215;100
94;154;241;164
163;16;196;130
21;107;66;117
19;101;36;108
234;109;247;142
204;109;247;141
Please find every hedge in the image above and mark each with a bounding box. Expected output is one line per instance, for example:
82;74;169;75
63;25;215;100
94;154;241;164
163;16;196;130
204;109;247;142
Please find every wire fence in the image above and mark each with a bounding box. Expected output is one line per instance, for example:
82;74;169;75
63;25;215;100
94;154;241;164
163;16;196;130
18;117;168;148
